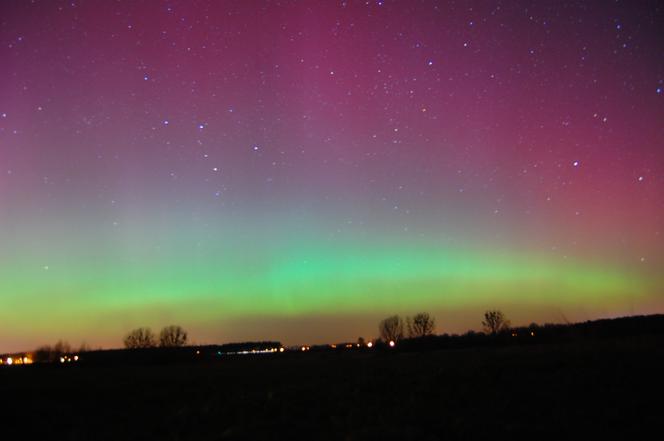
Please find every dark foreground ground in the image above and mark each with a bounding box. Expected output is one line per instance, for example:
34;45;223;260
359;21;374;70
1;335;662;440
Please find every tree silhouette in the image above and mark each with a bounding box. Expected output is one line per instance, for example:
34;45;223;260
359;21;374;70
123;327;156;349
482;310;511;335
53;340;71;354
379;315;405;343
407;312;436;338
33;345;54;363
159;325;188;347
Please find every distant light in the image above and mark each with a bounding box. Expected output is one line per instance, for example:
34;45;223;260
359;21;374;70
196;350;200;355
6;357;12;365
73;355;79;361
530;331;535;336
367;342;373;348
59;357;65;363
389;340;395;347
638;176;644;182
279;347;284;353
163;120;169;125
301;346;307;352
572;161;579;167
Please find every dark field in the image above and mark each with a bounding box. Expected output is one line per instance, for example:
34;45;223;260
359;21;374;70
2;336;662;440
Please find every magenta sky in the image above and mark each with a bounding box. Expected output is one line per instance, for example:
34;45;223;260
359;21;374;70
0;1;663;352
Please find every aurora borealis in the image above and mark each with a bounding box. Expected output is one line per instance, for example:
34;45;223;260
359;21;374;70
0;1;662;352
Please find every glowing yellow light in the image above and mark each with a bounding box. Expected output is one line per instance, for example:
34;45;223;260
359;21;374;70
279;347;284;353
6;357;13;365
23;357;32;364
530;331;535;336
301;346;306;352
196;350;200;355
60;357;65;363
389;340;395;347
367;342;373;348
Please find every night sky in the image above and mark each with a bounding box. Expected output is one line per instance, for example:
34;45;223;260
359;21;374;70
1;0;662;352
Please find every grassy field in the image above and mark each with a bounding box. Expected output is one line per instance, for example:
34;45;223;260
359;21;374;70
1;335;662;440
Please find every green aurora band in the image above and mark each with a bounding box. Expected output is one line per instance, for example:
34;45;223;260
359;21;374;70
1;239;657;351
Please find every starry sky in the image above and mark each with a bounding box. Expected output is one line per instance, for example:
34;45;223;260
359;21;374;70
1;0;663;352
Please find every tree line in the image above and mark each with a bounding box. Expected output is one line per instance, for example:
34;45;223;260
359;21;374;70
120;311;509;351
123;325;188;349
30;311;510;358
378;310;510;342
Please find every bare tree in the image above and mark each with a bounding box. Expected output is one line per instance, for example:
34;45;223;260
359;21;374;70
159;325;188;347
379;315;405;342
123;327;156;349
407;312;436;338
482;310;511;335
53;340;71;354
34;345;54;363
